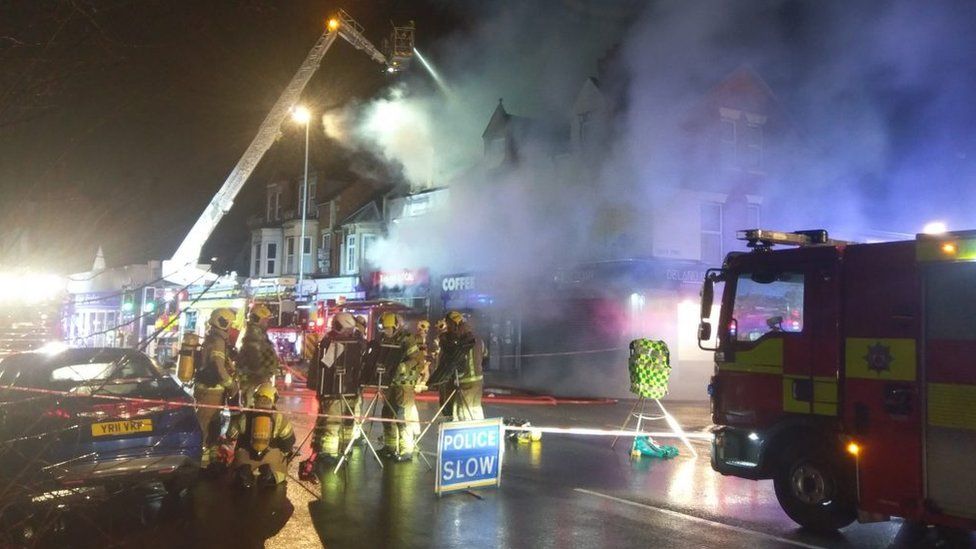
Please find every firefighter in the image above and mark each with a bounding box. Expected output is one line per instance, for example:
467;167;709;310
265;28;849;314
432;318;450;419
354;315;368;338
415;319;432;386
373;313;424;461
237;304;278;407
194;308;239;468
407;320;432;437
310;312;365;465
225;382;295;488
430;311;486;421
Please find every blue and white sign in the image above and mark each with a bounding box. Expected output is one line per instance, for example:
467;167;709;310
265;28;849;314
436;418;504;495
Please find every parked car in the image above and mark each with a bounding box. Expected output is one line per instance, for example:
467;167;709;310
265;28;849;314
0;347;202;516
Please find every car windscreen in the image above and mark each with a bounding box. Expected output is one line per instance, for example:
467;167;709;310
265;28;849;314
49;355;161;396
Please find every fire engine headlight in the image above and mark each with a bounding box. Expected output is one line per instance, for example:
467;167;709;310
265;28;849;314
846;442;860;456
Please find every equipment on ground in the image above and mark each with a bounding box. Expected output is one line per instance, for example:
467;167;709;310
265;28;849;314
632;436;678;459
702;227;976;533
163;10;414;284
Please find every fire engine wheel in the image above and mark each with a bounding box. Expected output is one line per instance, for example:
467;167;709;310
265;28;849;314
773;445;856;533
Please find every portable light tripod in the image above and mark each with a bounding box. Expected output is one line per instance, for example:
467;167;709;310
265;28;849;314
414;370;475;471
333;367;383;473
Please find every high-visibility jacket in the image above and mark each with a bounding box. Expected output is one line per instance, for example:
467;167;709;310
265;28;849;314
432;331;485;384
376;330;425;387
196;328;235;389
313;329;365;395
238;323;278;382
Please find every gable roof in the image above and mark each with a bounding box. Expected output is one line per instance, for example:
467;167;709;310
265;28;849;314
340;200;382;225
572;77;605;115
703;65;781;115
482;99;511;140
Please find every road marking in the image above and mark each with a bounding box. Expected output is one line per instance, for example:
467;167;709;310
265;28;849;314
574;488;826;549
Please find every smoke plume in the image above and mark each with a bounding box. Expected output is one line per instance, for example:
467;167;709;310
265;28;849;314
321;1;976;397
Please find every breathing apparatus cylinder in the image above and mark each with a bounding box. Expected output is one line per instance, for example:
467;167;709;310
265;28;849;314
177;332;201;383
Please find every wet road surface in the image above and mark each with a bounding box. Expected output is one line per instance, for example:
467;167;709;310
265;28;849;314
20;394;976;548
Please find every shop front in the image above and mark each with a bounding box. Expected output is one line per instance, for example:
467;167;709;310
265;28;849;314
436;273;520;374
68;292;121;348
368;268;430;313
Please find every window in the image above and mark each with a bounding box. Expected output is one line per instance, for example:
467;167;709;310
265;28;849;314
320;233;332;273
720;118;736;168
297;178;316;215
307;179;317;215
302;236;312;273
747;203;761;229
701;202;723;264
361;234;377;266
345;233;357;274
266;242;277;275
739;123;763;170
252;244;261;276
285;237;295;274
731;272;805;341
266;188;282;221
926;262;976;340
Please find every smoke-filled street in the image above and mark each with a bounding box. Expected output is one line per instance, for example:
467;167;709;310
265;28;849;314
16;395;972;549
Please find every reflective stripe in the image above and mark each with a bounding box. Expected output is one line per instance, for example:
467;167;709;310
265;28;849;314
928;383;976;430
782;375;810;414
812;378;838;416
459;375;483;383
917;237;976;262
717;338;783;375
845;338;916;381
211;350;226;359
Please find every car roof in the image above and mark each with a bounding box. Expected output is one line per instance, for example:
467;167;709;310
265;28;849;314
0;347;146;373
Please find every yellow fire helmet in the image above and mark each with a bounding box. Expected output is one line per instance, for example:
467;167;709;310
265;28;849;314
333;312;357;330
250;303;273;322
380;312;400;329
417;319;430;332
253;382;278;404
446;311;465;326
209;308;236;331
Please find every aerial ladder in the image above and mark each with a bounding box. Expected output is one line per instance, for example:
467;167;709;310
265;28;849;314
163;10;414;284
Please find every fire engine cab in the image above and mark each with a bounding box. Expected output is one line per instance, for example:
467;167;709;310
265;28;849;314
699;228;976;532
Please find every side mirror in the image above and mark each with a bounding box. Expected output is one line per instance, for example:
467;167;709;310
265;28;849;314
698;321;712;342
700;276;714;320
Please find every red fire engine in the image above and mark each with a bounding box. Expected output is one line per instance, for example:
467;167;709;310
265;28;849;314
700;229;976;532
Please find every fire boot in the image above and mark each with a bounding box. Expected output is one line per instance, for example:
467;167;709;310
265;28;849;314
631;436;679;459
504;417;531;443
257;464;277;487
234;464;254;489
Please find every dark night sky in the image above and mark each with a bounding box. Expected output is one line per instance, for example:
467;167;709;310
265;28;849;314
5;1;976;275
0;0;462;273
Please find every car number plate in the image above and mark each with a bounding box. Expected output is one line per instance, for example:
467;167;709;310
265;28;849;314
91;419;154;437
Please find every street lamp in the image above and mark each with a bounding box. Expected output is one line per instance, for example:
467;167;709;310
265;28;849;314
292;105;312;298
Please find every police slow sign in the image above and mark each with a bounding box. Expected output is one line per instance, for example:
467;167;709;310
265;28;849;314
436;418;504;495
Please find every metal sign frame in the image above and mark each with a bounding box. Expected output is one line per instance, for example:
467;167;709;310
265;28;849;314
435;418;504;496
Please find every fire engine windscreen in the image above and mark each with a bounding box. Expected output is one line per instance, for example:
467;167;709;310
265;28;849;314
730;273;804;341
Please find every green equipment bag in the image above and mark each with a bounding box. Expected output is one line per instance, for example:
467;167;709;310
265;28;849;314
628;339;671;400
